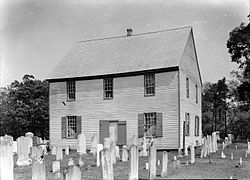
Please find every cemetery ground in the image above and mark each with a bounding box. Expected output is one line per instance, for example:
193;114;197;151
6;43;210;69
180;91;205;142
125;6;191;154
14;143;250;180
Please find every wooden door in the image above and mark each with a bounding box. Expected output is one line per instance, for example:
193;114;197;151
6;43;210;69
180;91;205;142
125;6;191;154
117;121;126;146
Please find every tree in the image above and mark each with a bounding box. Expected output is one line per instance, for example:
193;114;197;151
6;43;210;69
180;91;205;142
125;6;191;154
227;15;250;108
0;75;49;139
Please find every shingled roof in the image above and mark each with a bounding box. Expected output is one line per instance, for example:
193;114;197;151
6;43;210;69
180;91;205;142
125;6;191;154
47;26;192;80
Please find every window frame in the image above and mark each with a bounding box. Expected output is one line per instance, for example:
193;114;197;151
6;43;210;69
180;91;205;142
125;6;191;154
66;116;77;139
195;116;199;136
144;112;157;137
103;78;113;100
67;81;76;101
185;113;190;136
186;77;189;98
144;74;155;96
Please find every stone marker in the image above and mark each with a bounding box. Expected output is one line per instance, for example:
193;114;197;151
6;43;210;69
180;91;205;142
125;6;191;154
56;147;63;161
52;160;60;173
225;137;229;147
184;145;189;156
157;159;160;166
110;141;116;164
64;165;81;180
68;158;74;166
39;144;47;155
129;145;138;180
90;134;98;155
208;135;212;154
142;137;148;156
228;134;232;144
247;142;250;154
16;136;32;166
79;155;84;167
200;142;205;158
115;146;120;159
25;132;34;138
13;141;17;154
0;136;14;180
230;153;233;160
97;144;104;167
101;148;114;180
77;133;86;155
221;150;226;159
32;136;39;146
65;146;70;155
149;142;157;179
212;132;218;151
239;158;242;166
122;145;128;162
173;156;177;161
161;151;168;177
245;150;248;158
222;142;225;150
235;145;237;149
204;138;208;157
51;146;57;155
104;138;111;149
145;162;149;170
190;144;195;164
32;157;46;180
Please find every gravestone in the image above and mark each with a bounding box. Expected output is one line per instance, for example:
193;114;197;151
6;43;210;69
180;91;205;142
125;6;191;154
212;132;218;151
211;134;215;153
79;155;84;167
104;138;111;149
77;133;86;155
149;142;157;179
65;146;70;155
32;136;39;146
97;144;104;167
247;142;250;154
129;145;138;180
56;147;63;161
208;135;212;154
230;153;233;160
184;145;189;156
52;160;60;173
221;150;226;158
161;151;168;177
51;146;57;155
145;162;149;170
200;142;205;158
13;141;17;154
101;148;114;180
31;157;46;180
25;132;34;138
190;144;195;164
16;136;32;166
39;145;47;155
64;165;81;180
204;137;208;157
222;142;225;149
239;158;242;166
0;136;14;180
110;141;116;164
228;134;232;144
68;158;74;166
225;137;229;147
122;145;128;162
115;146;120;159
142;137;148;156
177;148;183;157
90;134;98;155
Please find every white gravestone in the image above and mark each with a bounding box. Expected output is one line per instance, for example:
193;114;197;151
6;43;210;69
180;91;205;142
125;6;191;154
129;145;138;180
90;134;98;155
161;151;168;177
190;144;195;164
115;146;120;159
110;142;116;164
0;136;14;180
56;147;63;161
13;141;17;154
16;136;32;166
65;146;70;155
25;132;34;138
77;133;86;155
142;137;148;156
97;144;104;167
101;148;114;180
104;138;111;149
122;145;128;162
247;142;250;154
51;146;57;155
52;160;60;173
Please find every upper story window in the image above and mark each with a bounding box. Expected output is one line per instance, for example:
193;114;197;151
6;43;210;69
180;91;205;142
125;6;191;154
67;81;76;101
195;84;198;103
103;78;113;100
145;74;155;96
186;77;189;98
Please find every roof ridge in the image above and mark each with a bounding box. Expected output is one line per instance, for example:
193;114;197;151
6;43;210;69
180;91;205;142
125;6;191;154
76;25;192;43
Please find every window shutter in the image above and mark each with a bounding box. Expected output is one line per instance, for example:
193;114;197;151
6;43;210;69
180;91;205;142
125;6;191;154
118;121;126;145
61;117;67;138
76;116;82;138
156;113;163;137
138;114;144;138
197;116;199;136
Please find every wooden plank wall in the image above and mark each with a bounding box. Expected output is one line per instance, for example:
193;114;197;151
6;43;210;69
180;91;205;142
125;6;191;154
49;71;179;150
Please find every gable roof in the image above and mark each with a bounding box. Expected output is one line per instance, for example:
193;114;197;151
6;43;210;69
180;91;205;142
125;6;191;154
47;26;192;81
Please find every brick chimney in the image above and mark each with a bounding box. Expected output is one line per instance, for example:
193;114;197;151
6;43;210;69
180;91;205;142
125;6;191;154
127;29;133;36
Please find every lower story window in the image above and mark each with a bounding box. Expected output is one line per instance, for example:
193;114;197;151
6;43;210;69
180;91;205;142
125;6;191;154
144;113;156;137
67;116;77;138
61;116;82;139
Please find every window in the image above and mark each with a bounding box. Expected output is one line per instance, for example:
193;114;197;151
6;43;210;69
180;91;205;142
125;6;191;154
103;78;113;100
195;85;198;103
67;116;77;138
144;113;157;137
195;116;199;136
138;112;162;138
186;77;189;98
67;81;76;101
145;74;155;96
61;116;81;139
185;113;190;136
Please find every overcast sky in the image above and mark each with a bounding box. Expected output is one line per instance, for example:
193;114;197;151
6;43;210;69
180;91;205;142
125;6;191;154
1;0;249;87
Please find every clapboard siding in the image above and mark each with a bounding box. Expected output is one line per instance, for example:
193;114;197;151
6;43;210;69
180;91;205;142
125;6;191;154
179;31;202;149
49;71;179;150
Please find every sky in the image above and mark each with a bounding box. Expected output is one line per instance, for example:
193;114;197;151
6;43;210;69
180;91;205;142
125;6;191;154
0;0;249;87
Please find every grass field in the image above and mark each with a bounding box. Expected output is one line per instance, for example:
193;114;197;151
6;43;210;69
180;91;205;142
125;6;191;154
14;143;250;179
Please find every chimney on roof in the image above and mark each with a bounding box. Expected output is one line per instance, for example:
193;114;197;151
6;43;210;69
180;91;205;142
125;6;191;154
127;29;133;36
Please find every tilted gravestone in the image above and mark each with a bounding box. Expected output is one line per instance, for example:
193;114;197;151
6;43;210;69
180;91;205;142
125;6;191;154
101;148;114;180
0;136;14;180
129;145;138;180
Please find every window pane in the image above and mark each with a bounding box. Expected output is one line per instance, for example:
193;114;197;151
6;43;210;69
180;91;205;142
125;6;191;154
145;74;155;96
104;78;113;99
67;116;77;138
144;112;156;137
67;81;76;100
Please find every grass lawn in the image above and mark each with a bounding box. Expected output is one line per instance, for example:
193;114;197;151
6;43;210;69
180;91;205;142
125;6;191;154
14;143;250;179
